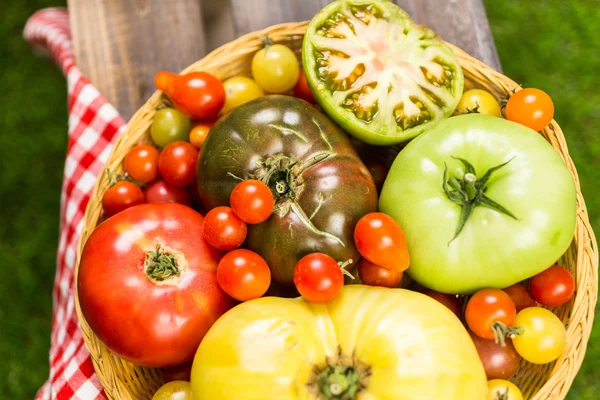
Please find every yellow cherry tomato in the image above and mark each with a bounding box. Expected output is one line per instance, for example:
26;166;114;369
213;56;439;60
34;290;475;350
512;307;566;364
488;379;523;400
191;285;487;399
221;76;264;113
251;44;300;93
152;381;191;400
456;89;502;117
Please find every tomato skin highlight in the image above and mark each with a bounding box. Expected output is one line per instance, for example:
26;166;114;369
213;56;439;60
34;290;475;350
502;283;536;312
102;181;145;217
203;206;248;251
423;289;462;318
358;258;403;288
354;212;410;272
217;249;271;301
230;180;274;224
465;288;516;340
506;88;554;131
144;179;191;206
293;253;344;303
158;142;198;187
512;307;566;364
529;265;575;307
124;144;160;183
78;203;235;367
156;71;225;119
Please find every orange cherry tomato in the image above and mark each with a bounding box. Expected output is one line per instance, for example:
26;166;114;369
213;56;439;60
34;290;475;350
217;249;271;302
189;123;212;149
505;88;554;131
230;180;274;224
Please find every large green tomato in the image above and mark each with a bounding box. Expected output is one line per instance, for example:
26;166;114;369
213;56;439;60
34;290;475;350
379;114;577;294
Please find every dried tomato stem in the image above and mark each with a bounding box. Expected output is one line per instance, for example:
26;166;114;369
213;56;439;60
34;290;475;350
144;244;180;282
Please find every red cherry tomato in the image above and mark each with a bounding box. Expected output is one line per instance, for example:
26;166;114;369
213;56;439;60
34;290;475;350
293;253;344;303
530;265;575;307
357;258;402;288
230;180;275;224
124;144;160;183
158;141;198;187
163;362;193;383
217;249;271;301
422;289;462;318
506;88;554;131
155;71;225;119
144;179;191;206
354;212;410;272
102;181;145;217
465;288;517;342
503;283;536;312
78;203;235;367
294;71;315;103
203;206;247;251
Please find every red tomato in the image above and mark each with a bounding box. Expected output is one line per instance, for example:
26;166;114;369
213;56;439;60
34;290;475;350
102;181;145;217
469;331;521;380
155;71;225;119
189;122;212;149
217;249;271;301
203;206;247;251
158;141;198;187
293;253;344;303
530;265;575;307
124;144;160;183
422;289;462;318
230;180;274;224
358;258;402;288
163;362;192;383
294;71;316;103
78;203;235;367
144;179;191;206
503;283;536;312
465;288;517;342
506;88;554;131
354;212;410;272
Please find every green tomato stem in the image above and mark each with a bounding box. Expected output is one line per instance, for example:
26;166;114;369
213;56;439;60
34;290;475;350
317;365;360;400
443;157;518;244
144;244;180;282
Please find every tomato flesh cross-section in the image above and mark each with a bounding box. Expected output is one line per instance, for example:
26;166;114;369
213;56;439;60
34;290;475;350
303;0;464;145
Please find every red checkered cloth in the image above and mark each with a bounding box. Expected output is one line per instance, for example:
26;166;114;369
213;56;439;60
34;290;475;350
25;8;126;400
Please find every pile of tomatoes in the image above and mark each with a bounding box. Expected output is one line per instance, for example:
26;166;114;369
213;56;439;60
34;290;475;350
85;26;571;399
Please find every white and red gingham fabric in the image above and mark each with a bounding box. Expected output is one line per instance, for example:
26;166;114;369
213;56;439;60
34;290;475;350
25;8;126;400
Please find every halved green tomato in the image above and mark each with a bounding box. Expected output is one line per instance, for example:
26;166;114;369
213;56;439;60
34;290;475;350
303;0;464;145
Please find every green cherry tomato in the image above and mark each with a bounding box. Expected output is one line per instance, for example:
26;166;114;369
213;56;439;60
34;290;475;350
512;307;566;364
151;108;192;148
152;380;191;400
252;44;300;93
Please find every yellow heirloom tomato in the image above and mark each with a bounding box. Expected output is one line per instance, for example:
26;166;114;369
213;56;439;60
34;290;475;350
191;285;487;400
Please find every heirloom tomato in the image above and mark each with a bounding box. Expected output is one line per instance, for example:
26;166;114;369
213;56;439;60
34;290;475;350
302;0;463;144
380;114;577;294
469;332;521;380
196;96;377;285
78;203;235;367
191;285;487;399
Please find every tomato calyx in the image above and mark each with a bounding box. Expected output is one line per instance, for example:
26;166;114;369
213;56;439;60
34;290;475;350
443;157;518;243
144;244;185;284
309;350;371;400
491;321;524;347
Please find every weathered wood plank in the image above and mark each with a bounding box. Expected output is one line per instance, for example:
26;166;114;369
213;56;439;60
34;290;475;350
230;0;501;71
68;0;207;120
230;0;331;36
394;0;501;71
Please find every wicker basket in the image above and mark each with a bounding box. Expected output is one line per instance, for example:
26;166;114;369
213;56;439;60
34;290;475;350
74;21;598;400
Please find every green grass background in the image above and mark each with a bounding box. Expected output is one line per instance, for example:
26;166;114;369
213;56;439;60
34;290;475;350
0;0;597;398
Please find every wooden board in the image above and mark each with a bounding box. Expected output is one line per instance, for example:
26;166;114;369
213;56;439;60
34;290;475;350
68;0;207;120
230;0;501;71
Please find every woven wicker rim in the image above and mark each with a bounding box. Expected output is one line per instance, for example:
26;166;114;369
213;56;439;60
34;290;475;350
74;21;598;400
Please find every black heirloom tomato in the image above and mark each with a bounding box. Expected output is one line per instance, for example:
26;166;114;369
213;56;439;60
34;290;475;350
197;95;377;285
